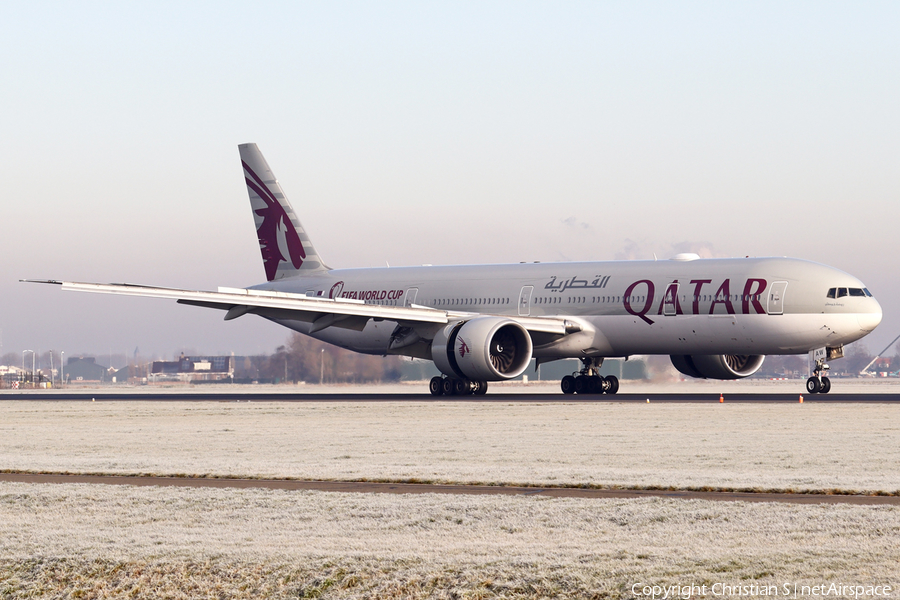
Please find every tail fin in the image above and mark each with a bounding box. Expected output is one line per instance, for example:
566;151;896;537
239;143;329;281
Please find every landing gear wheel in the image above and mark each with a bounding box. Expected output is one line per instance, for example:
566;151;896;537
473;380;488;396
561;375;576;395
806;377;821;394
429;376;444;396
808;350;831;395
589;375;603;394
442;378;456;396
574;375;589;394
604;375;619;395
454;378;471;396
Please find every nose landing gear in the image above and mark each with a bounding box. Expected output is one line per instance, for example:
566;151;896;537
806;357;831;394
560;357;619;395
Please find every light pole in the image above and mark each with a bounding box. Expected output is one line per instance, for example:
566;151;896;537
320;349;325;385
22;350;34;386
49;351;54;386
60;351;65;387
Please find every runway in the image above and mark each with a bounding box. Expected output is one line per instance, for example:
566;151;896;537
2;472;897;505
2;390;900;402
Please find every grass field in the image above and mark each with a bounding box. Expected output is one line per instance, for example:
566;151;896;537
1;400;897;598
1;482;897;599
0;401;898;493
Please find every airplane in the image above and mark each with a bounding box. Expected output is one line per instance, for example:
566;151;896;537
26;143;883;396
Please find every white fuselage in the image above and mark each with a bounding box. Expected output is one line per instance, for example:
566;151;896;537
253;256;882;360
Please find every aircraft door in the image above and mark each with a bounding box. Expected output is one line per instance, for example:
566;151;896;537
404;288;418;307
518;286;534;316
768;281;788;315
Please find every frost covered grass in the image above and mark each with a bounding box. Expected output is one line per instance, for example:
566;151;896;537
1;401;898;493
2;402;899;598
0;482;898;599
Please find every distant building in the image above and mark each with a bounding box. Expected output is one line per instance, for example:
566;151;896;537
150;354;234;382
0;365;25;387
112;364;149;384
65;357;111;383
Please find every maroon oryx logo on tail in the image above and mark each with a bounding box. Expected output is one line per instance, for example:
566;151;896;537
242;160;306;281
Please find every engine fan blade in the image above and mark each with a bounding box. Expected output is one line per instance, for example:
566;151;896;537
490;330;517;373
725;355;750;371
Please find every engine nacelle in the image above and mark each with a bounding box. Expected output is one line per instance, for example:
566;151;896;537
670;354;765;380
432;317;533;381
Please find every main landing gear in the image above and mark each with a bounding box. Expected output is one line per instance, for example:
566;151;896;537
806;357;832;394
429;376;488;396
560;357;619;395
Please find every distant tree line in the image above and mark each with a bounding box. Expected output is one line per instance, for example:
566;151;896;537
233;333;404;384
3;339;895;383
1;334;404;385
759;343;899;377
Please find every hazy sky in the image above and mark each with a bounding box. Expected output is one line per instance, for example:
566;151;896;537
2;1;898;362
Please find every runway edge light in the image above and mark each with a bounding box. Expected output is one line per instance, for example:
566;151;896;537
719;393;724;403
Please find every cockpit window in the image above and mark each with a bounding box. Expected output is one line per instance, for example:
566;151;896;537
829;287;871;299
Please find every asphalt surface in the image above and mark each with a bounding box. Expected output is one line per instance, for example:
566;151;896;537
2;472;897;505
1;391;899;402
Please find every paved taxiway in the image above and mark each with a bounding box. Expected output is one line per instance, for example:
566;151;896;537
1;472;897;505
2;391;900;402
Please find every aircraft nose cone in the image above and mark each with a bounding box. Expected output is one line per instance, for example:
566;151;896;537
858;301;882;332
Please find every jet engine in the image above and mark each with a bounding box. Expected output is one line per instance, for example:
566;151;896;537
432;317;533;381
670;354;765;380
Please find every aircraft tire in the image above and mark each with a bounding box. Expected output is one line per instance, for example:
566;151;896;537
806;377;820;394
473;380;488;395
574;375;589;394
442;378;456;396
454;378;471;396
605;375;619;395
820;377;831;394
589;375;603;394
561;375;576;395
429;376;444;396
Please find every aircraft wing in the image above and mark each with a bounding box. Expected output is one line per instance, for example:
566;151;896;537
23;280;577;337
